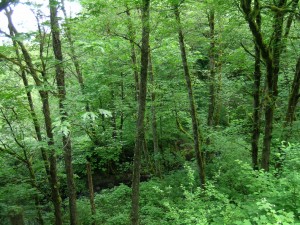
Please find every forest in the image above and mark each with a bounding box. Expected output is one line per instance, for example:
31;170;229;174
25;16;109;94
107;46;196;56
0;0;300;224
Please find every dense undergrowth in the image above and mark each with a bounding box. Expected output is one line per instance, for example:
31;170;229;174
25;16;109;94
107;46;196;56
56;141;300;225
1;122;299;225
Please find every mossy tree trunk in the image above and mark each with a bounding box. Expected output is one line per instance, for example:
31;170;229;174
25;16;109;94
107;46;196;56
240;0;286;171
149;48;161;176
283;0;300;128
86;162;96;225
174;3;206;188
131;0;151;224
251;0;262;170
285;58;300;126
49;0;77;224
5;9;62;224
207;9;216;127
126;5;140;101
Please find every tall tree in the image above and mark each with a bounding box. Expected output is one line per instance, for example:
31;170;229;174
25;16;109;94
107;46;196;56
207;9;216;127
285;58;300;126
3;8;63;224
49;0;77;224
240;0;287;171
173;1;206;187
126;5;140;100
251;0;262;170
283;0;300;128
131;0;151;224
149;48;161;176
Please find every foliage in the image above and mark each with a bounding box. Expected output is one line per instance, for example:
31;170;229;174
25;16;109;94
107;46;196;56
1;0;300;224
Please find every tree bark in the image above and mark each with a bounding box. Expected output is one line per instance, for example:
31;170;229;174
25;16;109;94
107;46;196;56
119;72;125;141
5;9;62;224
60;0;90;109
86;162;96;225
174;4;206;188
252;44;261;170
282;0;300;128
131;0;150;224
207;10;216;127
49;0;77;224
126;6;140;100
240;0;286;171
261;0;285;171
285;57;300;125
149;49;161;176
251;0;262;170
10;28;50;177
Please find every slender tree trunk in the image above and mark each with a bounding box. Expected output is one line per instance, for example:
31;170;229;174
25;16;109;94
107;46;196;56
60;0;101;146
149;49;161;176
131;0;150;224
174;4;205;188
251;0;261;170
207;10;216;127
282;0;300;128
86;162;96;225
126;6;139;100
60;0;90;109
12;37;50;176
240;0;286;171
5;10;63;224
252;44;261;170
120;73;125;141
261;0;285;171
111;90;118;139
39;90;63;225
49;1;77;224
214;63;223;125
285;57;300;125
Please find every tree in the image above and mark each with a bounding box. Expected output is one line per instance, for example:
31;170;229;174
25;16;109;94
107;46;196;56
240;0;288;171
251;0;262;170
49;0;77;224
173;1;206;187
131;0;151;224
207;9;217;127
2;7;63;224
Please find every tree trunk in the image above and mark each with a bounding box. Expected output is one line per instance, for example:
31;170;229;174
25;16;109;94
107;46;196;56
149;49;161;176
61;0;90;110
86;162;96;225
282;0;300;127
131;0;150;224
119;72;125;141
174;4;206;188
252;44;261;170
261;0;285;171
5;10;63;224
207;10;216;127
285;57;300;125
126;6;139;100
240;0;286;171
11;33;50;176
49;1;77;224
251;0;261;170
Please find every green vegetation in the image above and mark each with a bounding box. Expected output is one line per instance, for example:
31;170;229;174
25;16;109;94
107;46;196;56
0;0;300;224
